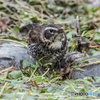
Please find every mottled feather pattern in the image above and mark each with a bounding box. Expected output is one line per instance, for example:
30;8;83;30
27;24;68;66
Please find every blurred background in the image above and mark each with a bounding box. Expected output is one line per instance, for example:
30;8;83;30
1;1;100;100
0;0;100;55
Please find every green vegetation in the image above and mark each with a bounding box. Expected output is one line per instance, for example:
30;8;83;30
0;0;100;99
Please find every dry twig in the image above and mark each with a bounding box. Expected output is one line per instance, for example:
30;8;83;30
0;36;8;39
42;68;50;77
0;66;14;74
0;82;8;97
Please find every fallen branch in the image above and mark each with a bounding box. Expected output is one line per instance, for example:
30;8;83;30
0;66;14;74
0;36;8;39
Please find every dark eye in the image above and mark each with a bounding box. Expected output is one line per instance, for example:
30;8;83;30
50;29;53;33
44;29;54;39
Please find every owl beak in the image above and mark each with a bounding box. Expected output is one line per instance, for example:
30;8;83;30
57;28;64;33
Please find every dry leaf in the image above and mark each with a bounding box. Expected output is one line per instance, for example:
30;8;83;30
0;17;10;32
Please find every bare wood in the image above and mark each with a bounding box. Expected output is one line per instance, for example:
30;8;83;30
0;66;14;74
0;36;8;39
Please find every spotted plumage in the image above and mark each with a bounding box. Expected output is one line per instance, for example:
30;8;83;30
27;24;68;67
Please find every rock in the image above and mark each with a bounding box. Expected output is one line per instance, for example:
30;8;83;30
0;41;35;70
69;55;100;79
1;41;100;80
